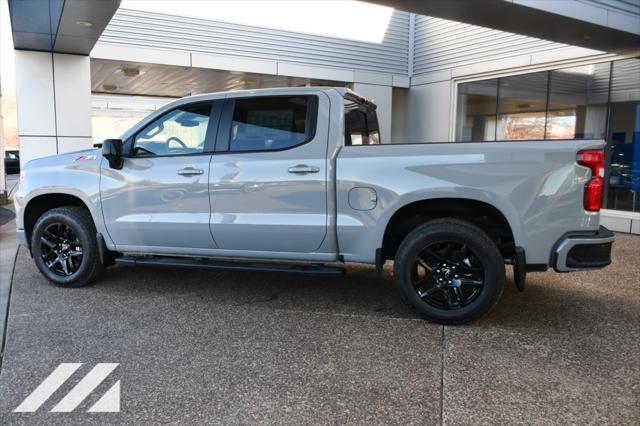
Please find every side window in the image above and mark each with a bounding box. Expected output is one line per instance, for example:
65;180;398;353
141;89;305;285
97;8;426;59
229;96;317;152
133;103;212;156
344;99;380;146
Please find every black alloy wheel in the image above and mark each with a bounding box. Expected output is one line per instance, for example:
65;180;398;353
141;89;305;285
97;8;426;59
31;206;105;287
40;222;84;277
412;241;484;310
393;219;505;325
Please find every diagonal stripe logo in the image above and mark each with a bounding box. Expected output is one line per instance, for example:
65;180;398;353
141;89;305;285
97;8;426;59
14;363;120;413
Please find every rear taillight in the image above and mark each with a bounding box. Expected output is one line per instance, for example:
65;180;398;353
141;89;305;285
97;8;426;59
577;149;605;212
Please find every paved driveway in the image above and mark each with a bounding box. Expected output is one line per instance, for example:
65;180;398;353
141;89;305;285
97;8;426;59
0;235;638;425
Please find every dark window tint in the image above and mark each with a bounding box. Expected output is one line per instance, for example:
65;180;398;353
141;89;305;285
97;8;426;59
133;103;212;156
229;96;317;152
344;99;380;145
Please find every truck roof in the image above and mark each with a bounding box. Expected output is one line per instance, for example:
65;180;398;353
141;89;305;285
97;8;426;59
167;86;374;107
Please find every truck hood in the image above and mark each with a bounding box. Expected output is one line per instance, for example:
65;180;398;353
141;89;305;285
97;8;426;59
22;148;102;171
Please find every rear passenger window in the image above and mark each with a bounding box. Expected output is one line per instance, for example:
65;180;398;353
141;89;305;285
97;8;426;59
229;96;317;152
344;99;380;146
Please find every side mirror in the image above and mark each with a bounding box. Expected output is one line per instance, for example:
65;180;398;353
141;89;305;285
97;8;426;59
102;139;124;169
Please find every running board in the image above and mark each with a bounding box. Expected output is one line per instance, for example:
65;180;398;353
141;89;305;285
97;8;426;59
115;256;346;276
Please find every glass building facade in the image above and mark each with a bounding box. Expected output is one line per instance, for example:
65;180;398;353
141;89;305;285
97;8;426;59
455;58;640;213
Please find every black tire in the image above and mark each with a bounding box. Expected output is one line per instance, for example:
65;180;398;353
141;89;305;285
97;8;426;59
31;206;105;287
393;218;505;325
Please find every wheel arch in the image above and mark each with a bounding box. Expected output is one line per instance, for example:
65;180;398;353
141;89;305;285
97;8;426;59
23;193;93;249
380;197;517;262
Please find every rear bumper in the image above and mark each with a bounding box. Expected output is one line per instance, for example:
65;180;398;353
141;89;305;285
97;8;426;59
552;226;614;272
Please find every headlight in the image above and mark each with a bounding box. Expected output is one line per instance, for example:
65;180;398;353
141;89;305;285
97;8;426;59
19;169;27;183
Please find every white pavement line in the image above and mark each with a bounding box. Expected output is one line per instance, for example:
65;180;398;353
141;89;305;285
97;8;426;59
87;380;120;413
13;363;82;412
50;363;119;413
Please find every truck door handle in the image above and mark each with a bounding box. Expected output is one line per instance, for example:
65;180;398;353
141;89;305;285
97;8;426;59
177;167;204;176
288;164;320;174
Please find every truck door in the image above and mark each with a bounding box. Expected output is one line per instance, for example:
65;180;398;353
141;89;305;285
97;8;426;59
100;100;222;251
209;94;329;253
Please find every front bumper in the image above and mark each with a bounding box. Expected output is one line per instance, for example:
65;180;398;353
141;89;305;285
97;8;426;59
552;226;614;272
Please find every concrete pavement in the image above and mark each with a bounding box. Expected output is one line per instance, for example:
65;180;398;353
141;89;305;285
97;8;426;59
0;203;17;363
0;234;638;425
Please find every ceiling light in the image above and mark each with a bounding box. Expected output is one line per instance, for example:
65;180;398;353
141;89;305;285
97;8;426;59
118;67;143;77
76;20;93;27
102;84;117;91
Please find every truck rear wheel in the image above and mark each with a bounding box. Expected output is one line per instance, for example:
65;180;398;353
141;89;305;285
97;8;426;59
393;218;505;325
31;206;105;287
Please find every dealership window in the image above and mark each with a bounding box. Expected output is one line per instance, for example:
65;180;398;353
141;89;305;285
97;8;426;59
92;111;150;144
547;63;610;140
455;79;498;142
497;72;548;140
91;95;174;144
456;65;609;142
606;58;640;213
455;59;639;213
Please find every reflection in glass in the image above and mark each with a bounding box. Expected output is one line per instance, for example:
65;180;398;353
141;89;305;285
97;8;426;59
606;59;640;212
497;72;548;140
547;63;609;140
455;79;498;142
453;59;640;213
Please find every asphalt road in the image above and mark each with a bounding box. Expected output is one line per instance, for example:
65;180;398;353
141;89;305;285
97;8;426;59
0;235;638;425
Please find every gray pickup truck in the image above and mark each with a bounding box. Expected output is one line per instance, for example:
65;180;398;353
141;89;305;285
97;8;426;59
14;87;614;324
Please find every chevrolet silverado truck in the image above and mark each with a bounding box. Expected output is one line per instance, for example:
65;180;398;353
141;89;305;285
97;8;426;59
14;87;615;324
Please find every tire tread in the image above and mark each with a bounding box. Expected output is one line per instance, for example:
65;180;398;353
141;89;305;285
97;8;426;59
31;206;105;287
393;218;505;325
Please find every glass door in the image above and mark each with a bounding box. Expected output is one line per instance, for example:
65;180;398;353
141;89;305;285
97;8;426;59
605;59;640;213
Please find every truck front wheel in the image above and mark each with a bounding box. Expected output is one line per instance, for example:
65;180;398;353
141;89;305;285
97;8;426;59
31;206;105;287
393;218;505;325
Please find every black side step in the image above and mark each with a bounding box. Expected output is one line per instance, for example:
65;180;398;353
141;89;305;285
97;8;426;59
115;256;345;276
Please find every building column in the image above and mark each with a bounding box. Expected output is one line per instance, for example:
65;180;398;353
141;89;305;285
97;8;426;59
15;51;92;165
352;83;393;144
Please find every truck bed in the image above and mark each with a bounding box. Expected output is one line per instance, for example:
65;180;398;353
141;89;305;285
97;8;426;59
336;139;605;265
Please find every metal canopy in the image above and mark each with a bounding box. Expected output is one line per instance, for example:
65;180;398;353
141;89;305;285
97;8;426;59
90;59;348;98
8;0;639;56
8;0;120;55
370;0;640;53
